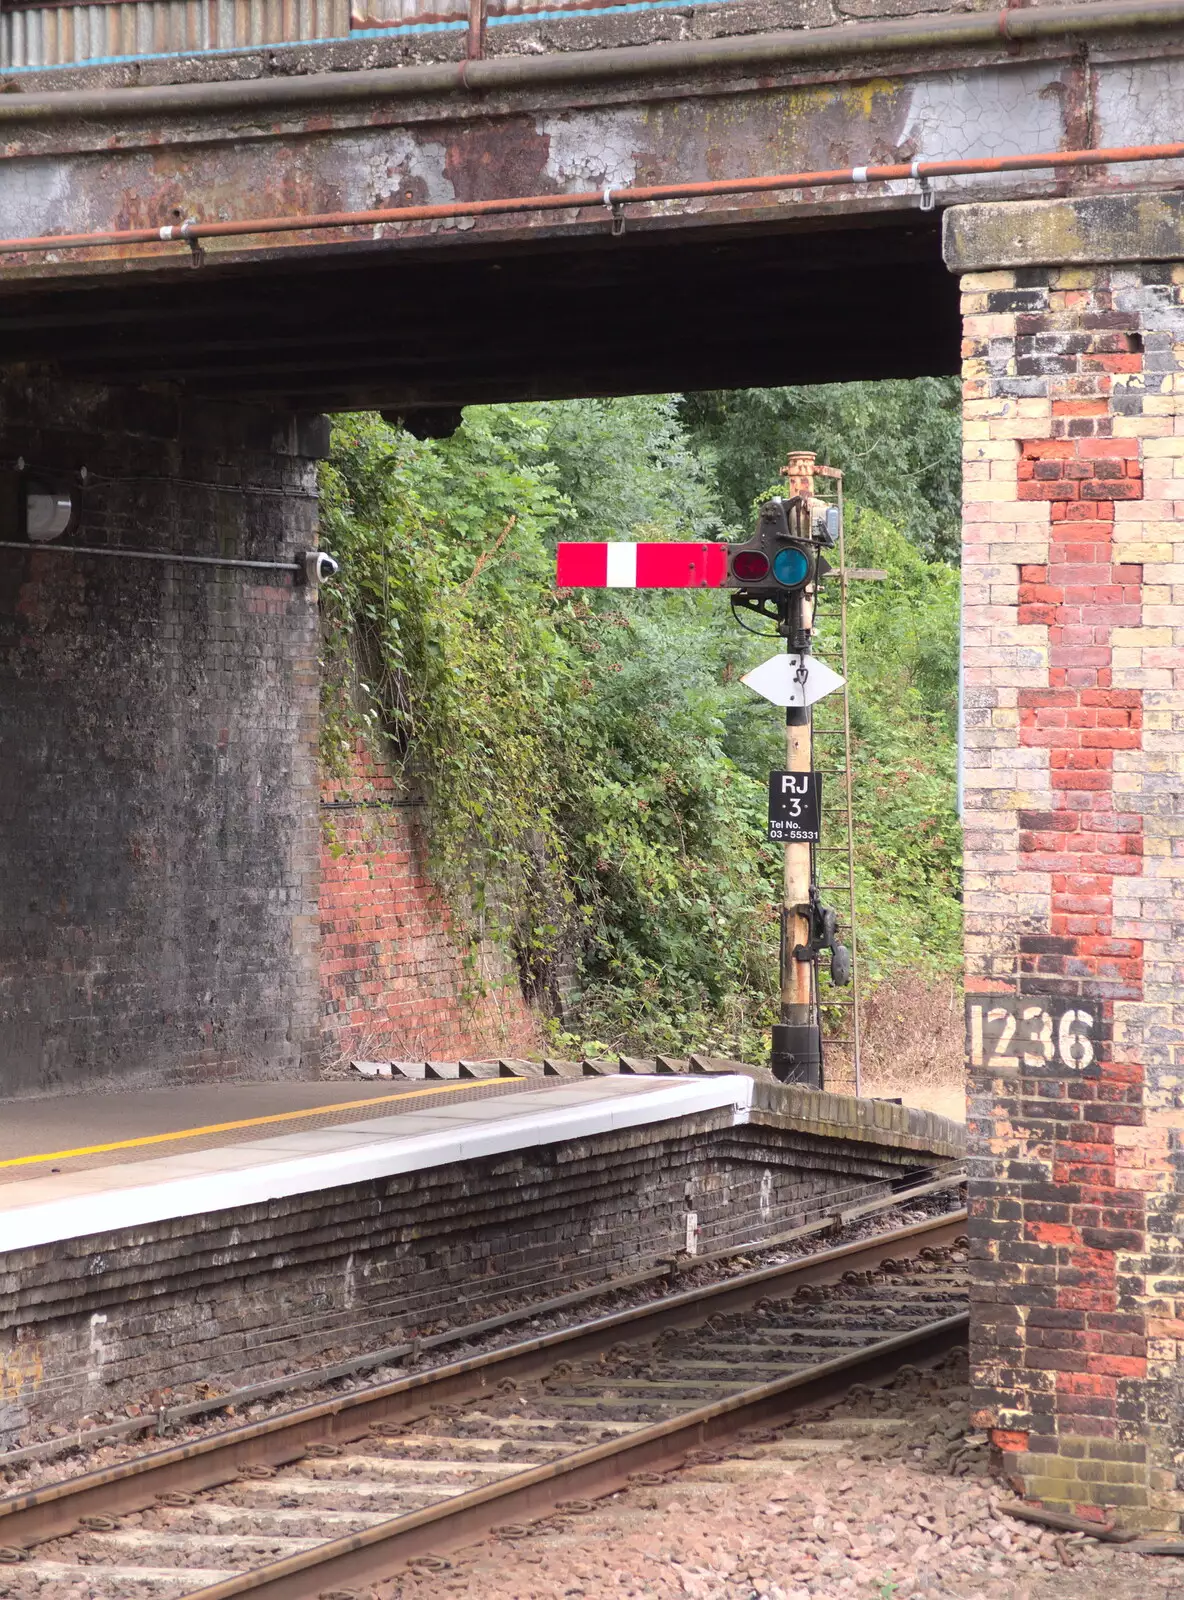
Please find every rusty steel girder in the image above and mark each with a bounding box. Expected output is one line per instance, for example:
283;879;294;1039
0;15;1179;402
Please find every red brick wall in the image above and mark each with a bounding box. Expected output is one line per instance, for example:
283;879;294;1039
320;742;540;1064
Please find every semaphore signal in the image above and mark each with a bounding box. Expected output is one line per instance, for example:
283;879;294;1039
555;450;859;1090
556;540;727;589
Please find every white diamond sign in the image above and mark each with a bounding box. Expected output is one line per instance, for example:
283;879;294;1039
741;653;845;708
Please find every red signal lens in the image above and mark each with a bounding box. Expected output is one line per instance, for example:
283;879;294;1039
732;551;770;582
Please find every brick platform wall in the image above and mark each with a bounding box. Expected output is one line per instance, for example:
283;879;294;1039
962;263;1184;1529
0;1108;950;1438
320;741;539;1064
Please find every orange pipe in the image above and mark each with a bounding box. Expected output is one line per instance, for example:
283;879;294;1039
1;138;1182;257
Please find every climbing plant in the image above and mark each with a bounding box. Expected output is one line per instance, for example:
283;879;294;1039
319;388;962;1057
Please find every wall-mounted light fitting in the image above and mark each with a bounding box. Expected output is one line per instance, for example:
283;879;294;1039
300;550;339;586
24;479;77;543
0;465;81;543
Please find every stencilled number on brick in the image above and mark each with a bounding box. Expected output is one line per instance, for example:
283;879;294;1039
966;996;1100;1075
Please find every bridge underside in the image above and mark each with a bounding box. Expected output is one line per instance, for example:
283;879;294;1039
2;14;1164;410
0;211;956;411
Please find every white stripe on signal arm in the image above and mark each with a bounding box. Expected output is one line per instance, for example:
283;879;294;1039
605;543;638;587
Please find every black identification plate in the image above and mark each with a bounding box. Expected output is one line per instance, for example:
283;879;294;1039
768;771;822;843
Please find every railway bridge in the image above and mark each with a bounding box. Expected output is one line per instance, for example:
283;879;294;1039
1;0;1184;1532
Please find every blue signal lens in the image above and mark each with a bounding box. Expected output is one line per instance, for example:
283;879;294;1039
772;546;810;588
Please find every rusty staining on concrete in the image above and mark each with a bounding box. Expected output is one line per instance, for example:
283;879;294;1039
1060;41;1095;154
442;111;551;200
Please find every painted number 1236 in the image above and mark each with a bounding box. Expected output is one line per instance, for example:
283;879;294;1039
966;998;1097;1072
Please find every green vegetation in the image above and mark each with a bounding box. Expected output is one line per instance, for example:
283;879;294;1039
319;382;962;1061
682;380;963;562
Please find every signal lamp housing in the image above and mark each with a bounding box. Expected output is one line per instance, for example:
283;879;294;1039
772;546;810;588
725;496;818;599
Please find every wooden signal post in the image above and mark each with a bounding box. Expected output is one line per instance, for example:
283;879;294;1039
771;451;821;1085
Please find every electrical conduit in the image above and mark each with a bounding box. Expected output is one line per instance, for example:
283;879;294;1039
0;139;1182;257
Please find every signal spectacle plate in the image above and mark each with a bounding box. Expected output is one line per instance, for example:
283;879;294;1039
732;551;770;582
772;547;809;587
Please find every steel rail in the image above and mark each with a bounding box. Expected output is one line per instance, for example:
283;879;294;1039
0;1165;962;1475
0;1210;965;1550
190;1311;969;1599
0;140;1181;259
0;0;1183;121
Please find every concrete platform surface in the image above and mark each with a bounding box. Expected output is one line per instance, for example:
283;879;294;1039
0;1074;754;1252
0;1077;542;1181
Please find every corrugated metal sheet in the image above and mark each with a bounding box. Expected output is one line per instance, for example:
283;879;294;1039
487;0;601;16
348;0;463;29
1;0;350;68
0;0;641;69
349;0;639;34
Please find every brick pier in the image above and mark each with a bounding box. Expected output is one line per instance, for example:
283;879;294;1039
948;195;1184;1530
0;376;325;1094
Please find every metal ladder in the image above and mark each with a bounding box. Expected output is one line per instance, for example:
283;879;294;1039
809;468;864;1096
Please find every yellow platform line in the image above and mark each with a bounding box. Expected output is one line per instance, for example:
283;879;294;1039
0;1079;490;1170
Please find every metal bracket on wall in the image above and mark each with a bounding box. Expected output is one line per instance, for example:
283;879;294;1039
909;163;935;211
602;188;627;236
466;0;486;60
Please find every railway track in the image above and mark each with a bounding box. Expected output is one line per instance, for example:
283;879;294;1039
0;1210;968;1600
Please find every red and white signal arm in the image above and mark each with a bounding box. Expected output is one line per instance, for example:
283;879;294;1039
556;542;727;589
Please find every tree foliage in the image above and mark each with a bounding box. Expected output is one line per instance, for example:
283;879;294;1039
319;386;962;1059
681;379;962;562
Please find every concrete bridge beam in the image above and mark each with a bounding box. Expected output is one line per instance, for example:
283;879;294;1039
947;190;1184;1530
0;376;327;1094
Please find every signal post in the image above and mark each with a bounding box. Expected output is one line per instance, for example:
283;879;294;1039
555;449;849;1089
779;450;821;1084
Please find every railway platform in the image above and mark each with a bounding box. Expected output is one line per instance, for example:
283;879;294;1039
0;1069;964;1445
0;1073;750;1250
